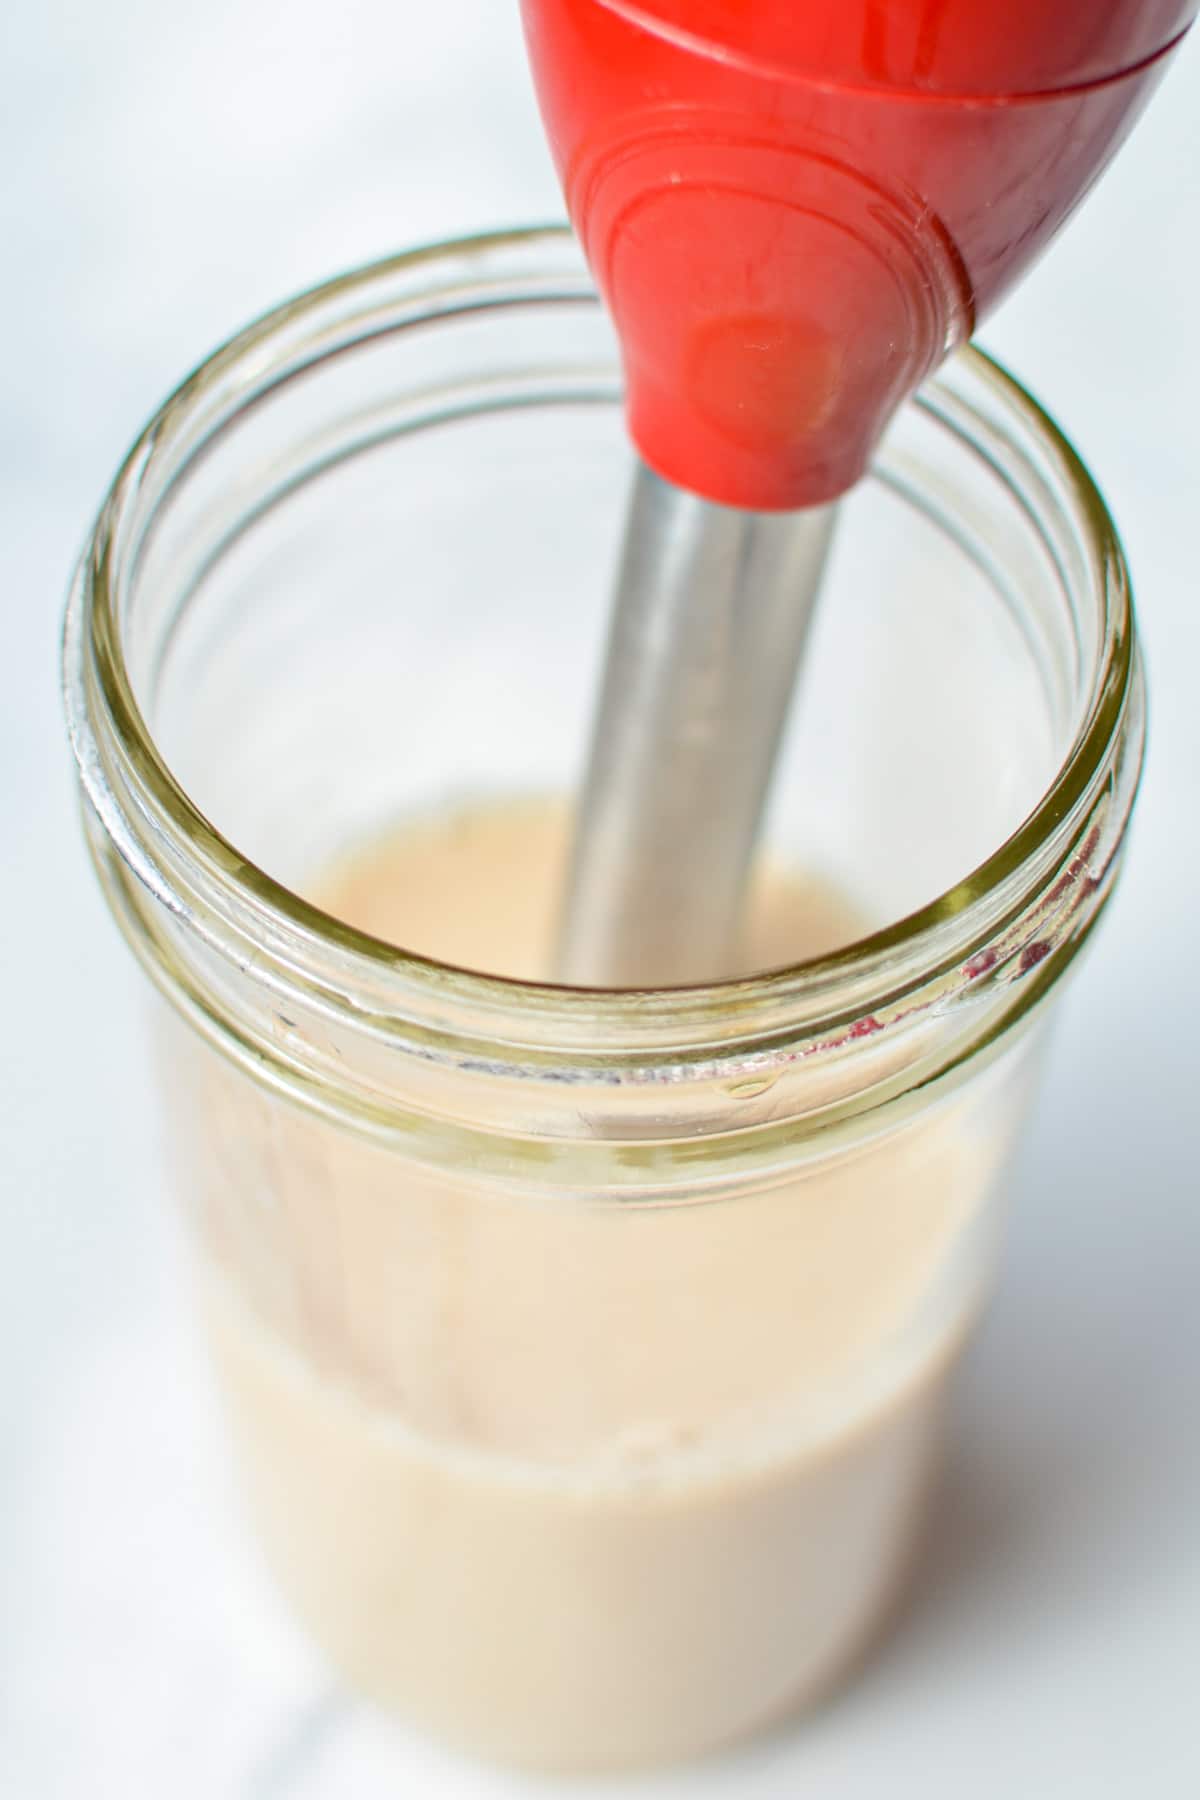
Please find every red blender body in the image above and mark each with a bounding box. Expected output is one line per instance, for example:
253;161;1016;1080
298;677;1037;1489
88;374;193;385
521;0;1196;508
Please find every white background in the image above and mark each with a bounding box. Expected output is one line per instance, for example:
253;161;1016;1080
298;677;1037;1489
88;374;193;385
2;5;1198;1795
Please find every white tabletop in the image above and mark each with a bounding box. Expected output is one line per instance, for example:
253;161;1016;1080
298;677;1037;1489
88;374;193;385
3;6;1198;1796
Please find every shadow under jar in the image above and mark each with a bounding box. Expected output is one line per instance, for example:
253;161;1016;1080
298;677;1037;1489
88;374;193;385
64;228;1143;1773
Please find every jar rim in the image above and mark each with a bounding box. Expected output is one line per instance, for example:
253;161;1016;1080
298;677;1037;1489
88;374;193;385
64;225;1142;1084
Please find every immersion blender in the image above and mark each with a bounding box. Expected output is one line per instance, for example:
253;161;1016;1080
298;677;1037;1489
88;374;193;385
521;0;1196;985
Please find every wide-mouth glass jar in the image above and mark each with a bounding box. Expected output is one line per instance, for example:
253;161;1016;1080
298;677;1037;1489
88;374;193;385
63;227;1142;1773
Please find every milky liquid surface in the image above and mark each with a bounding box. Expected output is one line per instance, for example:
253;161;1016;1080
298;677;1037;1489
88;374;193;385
192;797;1004;1769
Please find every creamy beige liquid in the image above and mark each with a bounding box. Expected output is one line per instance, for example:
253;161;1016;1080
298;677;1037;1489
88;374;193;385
191;798;1006;1771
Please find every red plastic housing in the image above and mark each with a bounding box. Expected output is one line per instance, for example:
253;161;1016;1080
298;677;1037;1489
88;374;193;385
522;0;1195;507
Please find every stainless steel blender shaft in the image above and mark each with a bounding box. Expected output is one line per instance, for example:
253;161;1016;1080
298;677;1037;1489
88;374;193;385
556;461;836;987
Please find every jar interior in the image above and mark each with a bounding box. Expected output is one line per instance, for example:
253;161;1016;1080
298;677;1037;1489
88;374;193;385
126;283;1084;961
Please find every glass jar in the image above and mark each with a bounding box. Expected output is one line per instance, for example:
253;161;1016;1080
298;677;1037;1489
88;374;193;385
63;228;1143;1773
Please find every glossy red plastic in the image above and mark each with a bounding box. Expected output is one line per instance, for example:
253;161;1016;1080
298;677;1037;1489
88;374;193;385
522;0;1195;507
